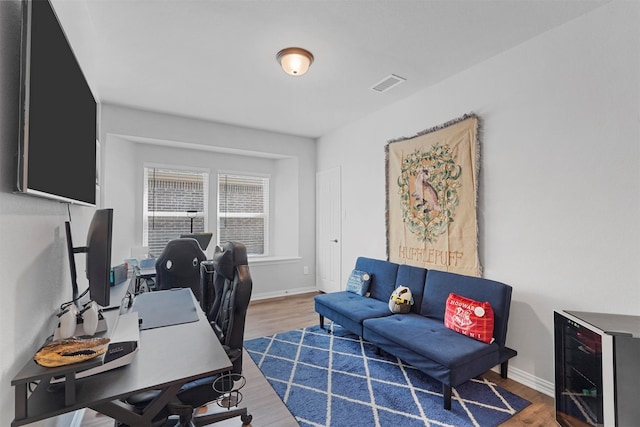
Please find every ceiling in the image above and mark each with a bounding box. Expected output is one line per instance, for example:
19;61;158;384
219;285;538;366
53;0;608;139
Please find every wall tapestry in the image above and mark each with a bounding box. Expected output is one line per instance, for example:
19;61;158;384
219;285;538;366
386;114;481;276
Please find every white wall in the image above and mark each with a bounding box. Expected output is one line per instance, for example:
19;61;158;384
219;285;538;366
100;105;317;299
317;1;640;395
0;2;96;425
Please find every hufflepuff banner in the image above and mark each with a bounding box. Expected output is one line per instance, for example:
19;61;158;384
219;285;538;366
385;114;481;277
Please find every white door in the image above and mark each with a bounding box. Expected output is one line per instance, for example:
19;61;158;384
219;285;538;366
316;167;341;293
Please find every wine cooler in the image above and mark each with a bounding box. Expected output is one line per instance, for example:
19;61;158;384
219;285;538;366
554;310;639;427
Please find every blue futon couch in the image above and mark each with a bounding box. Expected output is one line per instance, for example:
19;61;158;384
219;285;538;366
314;257;517;409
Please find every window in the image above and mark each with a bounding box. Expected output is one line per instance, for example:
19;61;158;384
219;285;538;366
218;173;269;256
143;166;209;256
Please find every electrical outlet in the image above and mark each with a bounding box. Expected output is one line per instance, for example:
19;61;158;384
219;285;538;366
303;266;309;275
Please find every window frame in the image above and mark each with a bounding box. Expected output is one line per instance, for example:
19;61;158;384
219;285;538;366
142;163;210;253
217;171;270;257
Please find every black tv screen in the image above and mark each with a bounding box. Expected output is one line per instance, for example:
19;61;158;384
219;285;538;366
17;0;97;206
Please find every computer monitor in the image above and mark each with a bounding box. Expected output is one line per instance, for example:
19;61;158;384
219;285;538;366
65;208;113;308
180;232;213;251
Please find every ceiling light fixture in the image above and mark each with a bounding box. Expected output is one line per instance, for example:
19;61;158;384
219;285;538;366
276;47;314;76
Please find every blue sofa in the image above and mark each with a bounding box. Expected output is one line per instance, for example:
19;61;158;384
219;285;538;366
314;257;517;409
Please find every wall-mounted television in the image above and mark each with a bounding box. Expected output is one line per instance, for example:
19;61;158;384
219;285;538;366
16;0;98;206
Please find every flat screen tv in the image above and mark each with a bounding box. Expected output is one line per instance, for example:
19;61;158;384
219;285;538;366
16;0;98;206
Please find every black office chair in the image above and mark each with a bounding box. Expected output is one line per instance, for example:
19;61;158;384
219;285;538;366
155;238;207;303
119;241;253;427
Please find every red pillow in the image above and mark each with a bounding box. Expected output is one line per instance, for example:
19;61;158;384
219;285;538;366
444;293;494;344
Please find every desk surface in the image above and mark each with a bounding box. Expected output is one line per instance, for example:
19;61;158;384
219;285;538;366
12;290;231;426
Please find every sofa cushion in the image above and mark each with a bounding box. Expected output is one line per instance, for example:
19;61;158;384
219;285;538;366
395;264;427;314
354;257;399;302
345;269;371;296
444;293;494;344
363;314;497;369
314;291;392;336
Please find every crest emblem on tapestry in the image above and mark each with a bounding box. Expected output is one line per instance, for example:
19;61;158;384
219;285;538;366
398;143;461;243
386;114;481;276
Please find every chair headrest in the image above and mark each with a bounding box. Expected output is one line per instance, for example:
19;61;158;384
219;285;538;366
157;238;206;273
212;242;248;280
163;238;203;253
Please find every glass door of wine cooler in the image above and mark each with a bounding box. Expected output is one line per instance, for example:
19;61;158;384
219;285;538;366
554;311;604;427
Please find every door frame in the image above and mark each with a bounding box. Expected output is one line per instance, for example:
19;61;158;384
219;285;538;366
316;166;342;293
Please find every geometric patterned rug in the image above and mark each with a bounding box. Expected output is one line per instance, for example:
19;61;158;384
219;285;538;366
245;325;530;427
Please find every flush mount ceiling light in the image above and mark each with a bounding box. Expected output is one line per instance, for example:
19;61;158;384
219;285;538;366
276;47;314;76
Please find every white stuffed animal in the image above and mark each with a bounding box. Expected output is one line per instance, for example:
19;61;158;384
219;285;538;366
389;286;414;314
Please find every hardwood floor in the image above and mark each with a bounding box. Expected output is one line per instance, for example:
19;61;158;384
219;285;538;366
81;292;555;426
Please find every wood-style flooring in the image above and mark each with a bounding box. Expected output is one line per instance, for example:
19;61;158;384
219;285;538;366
81;292;555;427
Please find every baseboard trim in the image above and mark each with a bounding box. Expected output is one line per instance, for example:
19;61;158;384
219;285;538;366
492;365;554;397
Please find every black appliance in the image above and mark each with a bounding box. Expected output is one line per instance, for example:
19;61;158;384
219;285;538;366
554;310;639;427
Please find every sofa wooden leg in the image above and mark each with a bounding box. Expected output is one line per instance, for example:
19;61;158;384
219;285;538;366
442;384;452;410
374;346;382;356
319;314;325;330
500;360;509;378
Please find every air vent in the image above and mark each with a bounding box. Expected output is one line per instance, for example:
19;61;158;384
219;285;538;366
370;74;406;93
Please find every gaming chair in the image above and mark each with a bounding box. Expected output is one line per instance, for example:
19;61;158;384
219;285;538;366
118;241;253;427
178;241;252;408
155;238;207;303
